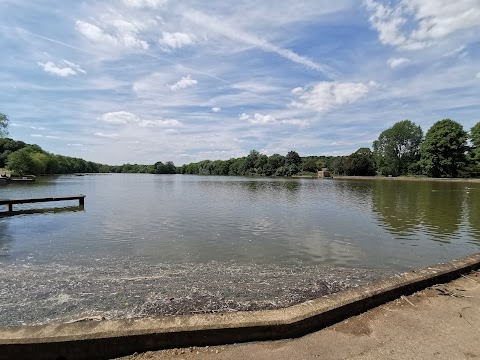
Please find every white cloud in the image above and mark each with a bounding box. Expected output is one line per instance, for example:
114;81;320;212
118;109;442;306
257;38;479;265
100;111;182;128
231;81;282;93
159;32;195;50
75;19;149;50
62;60;87;74
442;45;467;58
75;21;118;47
100;111;140;124
290;81;369;112
291;87;304;95
168;75;198;91
240;113;277;125
476;72;480;79
368;80;382;88
365;0;480;50
67;143;84;147
184;10;335;77
388;57;410;68
138;119;181;128
37;60;86;77
211;107;222;112
281;119;309;127
94;132;119;139
123;0;167;8
239;113;308;126
31;134;59;139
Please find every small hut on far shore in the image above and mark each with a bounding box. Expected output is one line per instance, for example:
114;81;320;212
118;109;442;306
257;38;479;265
317;168;331;178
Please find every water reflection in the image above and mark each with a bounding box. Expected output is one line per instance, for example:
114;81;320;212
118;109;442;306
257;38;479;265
0;220;12;256
1;175;480;268
371;180;477;243
466;187;480;243
0;205;84;218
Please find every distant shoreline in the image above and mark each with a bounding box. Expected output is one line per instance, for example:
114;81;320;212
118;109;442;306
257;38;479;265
332;175;480;183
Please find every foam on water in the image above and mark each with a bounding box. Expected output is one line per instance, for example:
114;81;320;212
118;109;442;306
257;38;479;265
0;255;389;327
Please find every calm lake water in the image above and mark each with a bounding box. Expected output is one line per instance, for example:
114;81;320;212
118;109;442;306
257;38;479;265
1;174;480;326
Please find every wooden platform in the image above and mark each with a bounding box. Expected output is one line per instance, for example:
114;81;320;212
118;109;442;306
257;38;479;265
0;195;85;215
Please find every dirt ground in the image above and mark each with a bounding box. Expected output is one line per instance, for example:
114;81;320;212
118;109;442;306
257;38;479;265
117;271;480;360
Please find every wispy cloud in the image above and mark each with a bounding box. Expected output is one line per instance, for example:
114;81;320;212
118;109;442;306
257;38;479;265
388;57;410;68
100;111;139;124
94;132;119;139
37;60;86;77
31;134;60;139
240;113;277;125
183;9;335;77
75;17;149;51
159;32;195;51
100;111;182;128
123;0;167;9
365;0;480;50
168;75;198;91
239;113;309;127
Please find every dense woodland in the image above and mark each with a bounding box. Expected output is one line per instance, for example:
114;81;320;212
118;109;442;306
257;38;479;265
179;119;480;178
1;112;480;178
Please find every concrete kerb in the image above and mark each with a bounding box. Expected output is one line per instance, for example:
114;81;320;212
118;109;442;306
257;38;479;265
2;253;480;360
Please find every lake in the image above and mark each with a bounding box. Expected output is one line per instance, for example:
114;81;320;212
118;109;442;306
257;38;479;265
1;174;479;326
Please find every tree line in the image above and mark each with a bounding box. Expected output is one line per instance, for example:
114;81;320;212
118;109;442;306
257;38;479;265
178;150;337;176
0;138;103;175
178;118;480;178
0;138;177;175
370;119;480;178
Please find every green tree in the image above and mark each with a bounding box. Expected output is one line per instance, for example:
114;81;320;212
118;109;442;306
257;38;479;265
373;120;423;176
164;161;176;174
0;113;8;137
267;154;285;170
420;119;468;177
301;157;318;173
6;147;36;174
285;151;301;175
332;157;346;175
471;122;480;162
344;148;376;176
285;151;301;167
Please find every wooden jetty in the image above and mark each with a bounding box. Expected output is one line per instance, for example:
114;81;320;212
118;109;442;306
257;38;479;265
0;175;35;183
0;195;85;215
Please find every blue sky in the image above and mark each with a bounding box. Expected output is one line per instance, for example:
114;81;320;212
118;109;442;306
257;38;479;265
1;0;479;165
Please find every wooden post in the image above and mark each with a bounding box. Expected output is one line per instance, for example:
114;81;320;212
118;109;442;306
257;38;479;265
8;203;13;212
79;197;84;206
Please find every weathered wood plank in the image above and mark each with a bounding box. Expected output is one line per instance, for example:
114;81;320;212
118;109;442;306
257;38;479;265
0;195;85;206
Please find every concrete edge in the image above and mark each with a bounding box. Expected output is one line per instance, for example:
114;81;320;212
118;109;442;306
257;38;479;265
1;252;480;360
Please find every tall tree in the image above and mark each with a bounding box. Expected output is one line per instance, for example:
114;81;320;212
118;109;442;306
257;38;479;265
373;120;423;176
345;148;376;176
285;151;301;167
420;119;468;177
285;150;301;175
471;122;480;162
0;113;8;137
